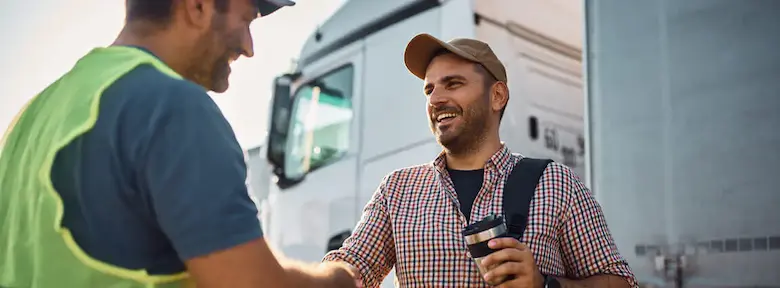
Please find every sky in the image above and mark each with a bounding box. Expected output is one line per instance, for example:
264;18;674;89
0;0;346;149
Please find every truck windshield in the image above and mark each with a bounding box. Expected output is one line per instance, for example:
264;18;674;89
284;65;355;180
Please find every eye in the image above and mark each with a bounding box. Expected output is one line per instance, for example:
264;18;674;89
446;82;463;89
423;85;433;96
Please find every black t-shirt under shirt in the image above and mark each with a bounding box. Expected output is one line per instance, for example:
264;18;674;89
447;168;484;222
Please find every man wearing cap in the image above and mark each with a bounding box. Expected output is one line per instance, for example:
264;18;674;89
0;0;359;287
322;34;637;288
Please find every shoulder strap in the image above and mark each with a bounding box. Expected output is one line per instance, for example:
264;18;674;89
503;157;553;240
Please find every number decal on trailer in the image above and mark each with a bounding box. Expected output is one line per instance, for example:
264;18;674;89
544;127;559;151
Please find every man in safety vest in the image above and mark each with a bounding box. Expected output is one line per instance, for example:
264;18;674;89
0;0;360;287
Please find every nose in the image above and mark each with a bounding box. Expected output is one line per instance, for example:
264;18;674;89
241;28;255;58
428;89;448;108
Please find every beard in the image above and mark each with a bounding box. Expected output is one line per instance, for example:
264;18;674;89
186;14;233;93
429;95;490;155
207;54;232;93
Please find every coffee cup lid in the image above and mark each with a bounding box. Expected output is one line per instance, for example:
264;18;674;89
461;214;505;236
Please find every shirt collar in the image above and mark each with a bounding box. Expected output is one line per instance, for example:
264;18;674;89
119;45;162;61
432;143;516;176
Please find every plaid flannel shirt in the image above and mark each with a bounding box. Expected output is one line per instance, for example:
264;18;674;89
323;145;637;287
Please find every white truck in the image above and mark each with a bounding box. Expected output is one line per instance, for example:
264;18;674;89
252;0;779;287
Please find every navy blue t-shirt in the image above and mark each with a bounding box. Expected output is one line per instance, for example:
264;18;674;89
50;48;263;274
448;168;483;221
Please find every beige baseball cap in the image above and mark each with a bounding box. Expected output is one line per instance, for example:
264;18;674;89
403;33;507;83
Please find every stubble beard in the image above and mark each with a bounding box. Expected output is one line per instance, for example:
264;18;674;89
186;14;229;92
433;100;490;157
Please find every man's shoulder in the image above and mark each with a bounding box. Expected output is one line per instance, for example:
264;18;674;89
116;64;200;90
384;163;436;183
96;64;234;162
106;64;213;108
103;64;225;126
538;161;580;181
375;162;436;197
535;160;587;197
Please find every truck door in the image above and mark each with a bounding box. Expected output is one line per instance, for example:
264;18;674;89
265;41;365;263
585;1;780;287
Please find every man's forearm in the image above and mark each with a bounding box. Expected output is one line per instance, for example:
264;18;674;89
556;275;631;288
267;244;356;288
283;261;356;288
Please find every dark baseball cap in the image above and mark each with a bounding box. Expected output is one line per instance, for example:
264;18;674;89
257;0;295;16
404;33;507;83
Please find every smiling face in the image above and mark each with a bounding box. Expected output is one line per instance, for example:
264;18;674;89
189;0;258;93
424;53;495;154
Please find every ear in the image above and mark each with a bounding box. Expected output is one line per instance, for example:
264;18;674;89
490;81;509;114
181;0;215;29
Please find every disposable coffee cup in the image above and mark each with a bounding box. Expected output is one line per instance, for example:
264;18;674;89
461;214;510;283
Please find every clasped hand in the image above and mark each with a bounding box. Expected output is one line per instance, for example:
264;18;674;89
339;262;364;288
480;237;545;288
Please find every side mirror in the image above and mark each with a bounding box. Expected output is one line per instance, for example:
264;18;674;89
266;74;295;176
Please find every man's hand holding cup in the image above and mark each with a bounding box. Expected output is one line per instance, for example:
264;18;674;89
481;237;544;287
461;214;544;288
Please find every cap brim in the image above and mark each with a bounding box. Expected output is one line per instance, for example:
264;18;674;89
257;0;295;16
403;33;479;80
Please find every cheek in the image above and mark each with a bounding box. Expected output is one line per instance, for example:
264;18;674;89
463;98;488;117
230;28;245;44
201;32;221;53
212;27;239;52
451;89;480;107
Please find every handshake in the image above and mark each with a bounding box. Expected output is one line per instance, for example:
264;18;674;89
305;261;364;288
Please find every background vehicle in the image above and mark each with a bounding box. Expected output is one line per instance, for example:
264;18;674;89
585;0;779;286
259;0;583;286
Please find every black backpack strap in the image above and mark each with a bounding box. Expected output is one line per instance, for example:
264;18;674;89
502;157;553;240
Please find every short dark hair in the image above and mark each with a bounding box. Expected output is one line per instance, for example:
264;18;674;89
126;0;230;24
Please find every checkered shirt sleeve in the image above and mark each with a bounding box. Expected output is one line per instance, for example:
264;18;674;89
322;174;396;288
549;163;638;286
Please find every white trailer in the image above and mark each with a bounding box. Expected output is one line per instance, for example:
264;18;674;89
585;0;780;287
258;0;584;286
